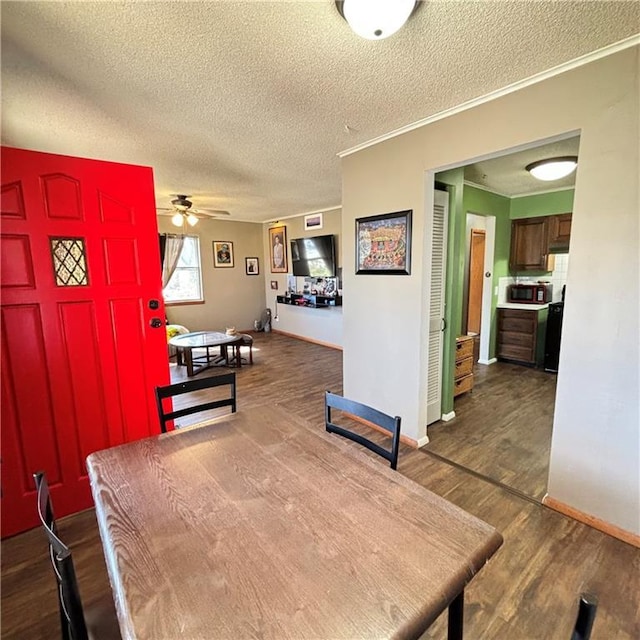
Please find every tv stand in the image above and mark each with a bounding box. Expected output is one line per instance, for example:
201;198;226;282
277;294;342;309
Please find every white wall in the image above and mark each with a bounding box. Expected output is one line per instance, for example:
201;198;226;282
273;304;343;347
341;47;639;534
263;209;343;347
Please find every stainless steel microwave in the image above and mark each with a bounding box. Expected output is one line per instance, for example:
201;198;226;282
508;283;552;304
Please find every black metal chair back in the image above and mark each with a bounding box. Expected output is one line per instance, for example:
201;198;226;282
325;391;401;469
155;372;237;433
571;593;598;640
34;471;89;640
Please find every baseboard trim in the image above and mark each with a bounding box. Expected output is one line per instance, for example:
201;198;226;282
477;357;497;365
543;496;640;548
441;411;456;422
348;414;424;449
271;329;342;351
413;435;430;448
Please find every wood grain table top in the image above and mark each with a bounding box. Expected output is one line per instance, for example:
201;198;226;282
87;405;503;640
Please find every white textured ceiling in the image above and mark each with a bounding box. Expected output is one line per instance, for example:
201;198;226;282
463;135;581;197
2;1;638;222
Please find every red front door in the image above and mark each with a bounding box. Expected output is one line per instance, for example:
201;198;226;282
1;147;170;538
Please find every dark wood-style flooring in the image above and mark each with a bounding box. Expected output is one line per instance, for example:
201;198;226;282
2;333;638;639
427;361;557;501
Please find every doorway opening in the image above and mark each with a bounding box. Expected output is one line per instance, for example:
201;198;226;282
424;131;580;502
461;214;496;365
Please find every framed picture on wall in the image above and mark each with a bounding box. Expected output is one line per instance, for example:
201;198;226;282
304;212;323;231
355;210;412;275
213;241;234;268
269;225;288;273
245;257;259;275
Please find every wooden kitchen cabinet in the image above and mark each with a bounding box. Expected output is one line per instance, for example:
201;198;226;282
509;217;555;271
454;335;474;397
548;213;572;252
497;308;548;366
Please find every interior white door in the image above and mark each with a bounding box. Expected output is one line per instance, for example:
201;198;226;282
426;189;449;424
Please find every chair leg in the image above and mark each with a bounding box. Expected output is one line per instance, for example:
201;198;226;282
249;344;253;364
572;593;598;640
447;590;464;640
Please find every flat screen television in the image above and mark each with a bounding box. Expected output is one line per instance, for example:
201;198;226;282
290;234;336;277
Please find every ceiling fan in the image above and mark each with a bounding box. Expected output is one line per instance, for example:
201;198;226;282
156;194;231;227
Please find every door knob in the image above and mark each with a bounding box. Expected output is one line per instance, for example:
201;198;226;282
149;318;163;328
148;299;160;310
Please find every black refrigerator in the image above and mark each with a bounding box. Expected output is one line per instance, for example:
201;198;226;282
544;302;564;372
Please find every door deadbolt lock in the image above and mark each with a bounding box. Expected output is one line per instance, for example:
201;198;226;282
149;318;163;328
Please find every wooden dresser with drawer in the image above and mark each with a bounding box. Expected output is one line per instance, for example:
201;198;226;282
454;335;474;397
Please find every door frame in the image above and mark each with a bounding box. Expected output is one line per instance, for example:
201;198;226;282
464;213;497;364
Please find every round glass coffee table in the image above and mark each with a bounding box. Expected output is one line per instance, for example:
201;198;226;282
169;331;243;377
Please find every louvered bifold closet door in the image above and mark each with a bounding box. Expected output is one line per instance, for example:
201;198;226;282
426;190;449;425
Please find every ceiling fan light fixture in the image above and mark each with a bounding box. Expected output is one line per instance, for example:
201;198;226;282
171;212;184;227
526;156;578;181
171;195;192;211
337;0;416;40
186;213;198;226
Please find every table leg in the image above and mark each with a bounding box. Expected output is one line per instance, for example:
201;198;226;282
447;590;464;640
184;348;195;377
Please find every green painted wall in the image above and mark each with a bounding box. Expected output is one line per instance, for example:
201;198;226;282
463;186;511;359
434;184;574;417
435;169;464;416
510;189;574;218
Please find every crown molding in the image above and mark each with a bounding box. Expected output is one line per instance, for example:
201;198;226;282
463;180;511;199
464;180;576;200
338;35;640;158
264;205;341;225
510;185;576;199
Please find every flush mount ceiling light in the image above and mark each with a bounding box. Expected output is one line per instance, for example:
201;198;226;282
526;156;578;181
336;0;417;40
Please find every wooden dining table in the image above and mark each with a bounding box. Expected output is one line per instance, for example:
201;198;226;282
87;405;503;640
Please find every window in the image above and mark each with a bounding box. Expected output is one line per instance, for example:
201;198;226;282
163;236;203;303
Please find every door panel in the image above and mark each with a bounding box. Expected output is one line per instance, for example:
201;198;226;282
467;229;485;336
1;146;170;537
426;190;449;425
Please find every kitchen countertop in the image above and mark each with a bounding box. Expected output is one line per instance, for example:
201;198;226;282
497;302;549;311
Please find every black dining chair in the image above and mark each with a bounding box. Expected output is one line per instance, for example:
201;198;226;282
33;471;121;640
155;372;237;433
324;391;402;469
571;593;598;640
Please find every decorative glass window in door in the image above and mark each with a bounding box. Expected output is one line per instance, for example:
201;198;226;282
50;237;88;286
